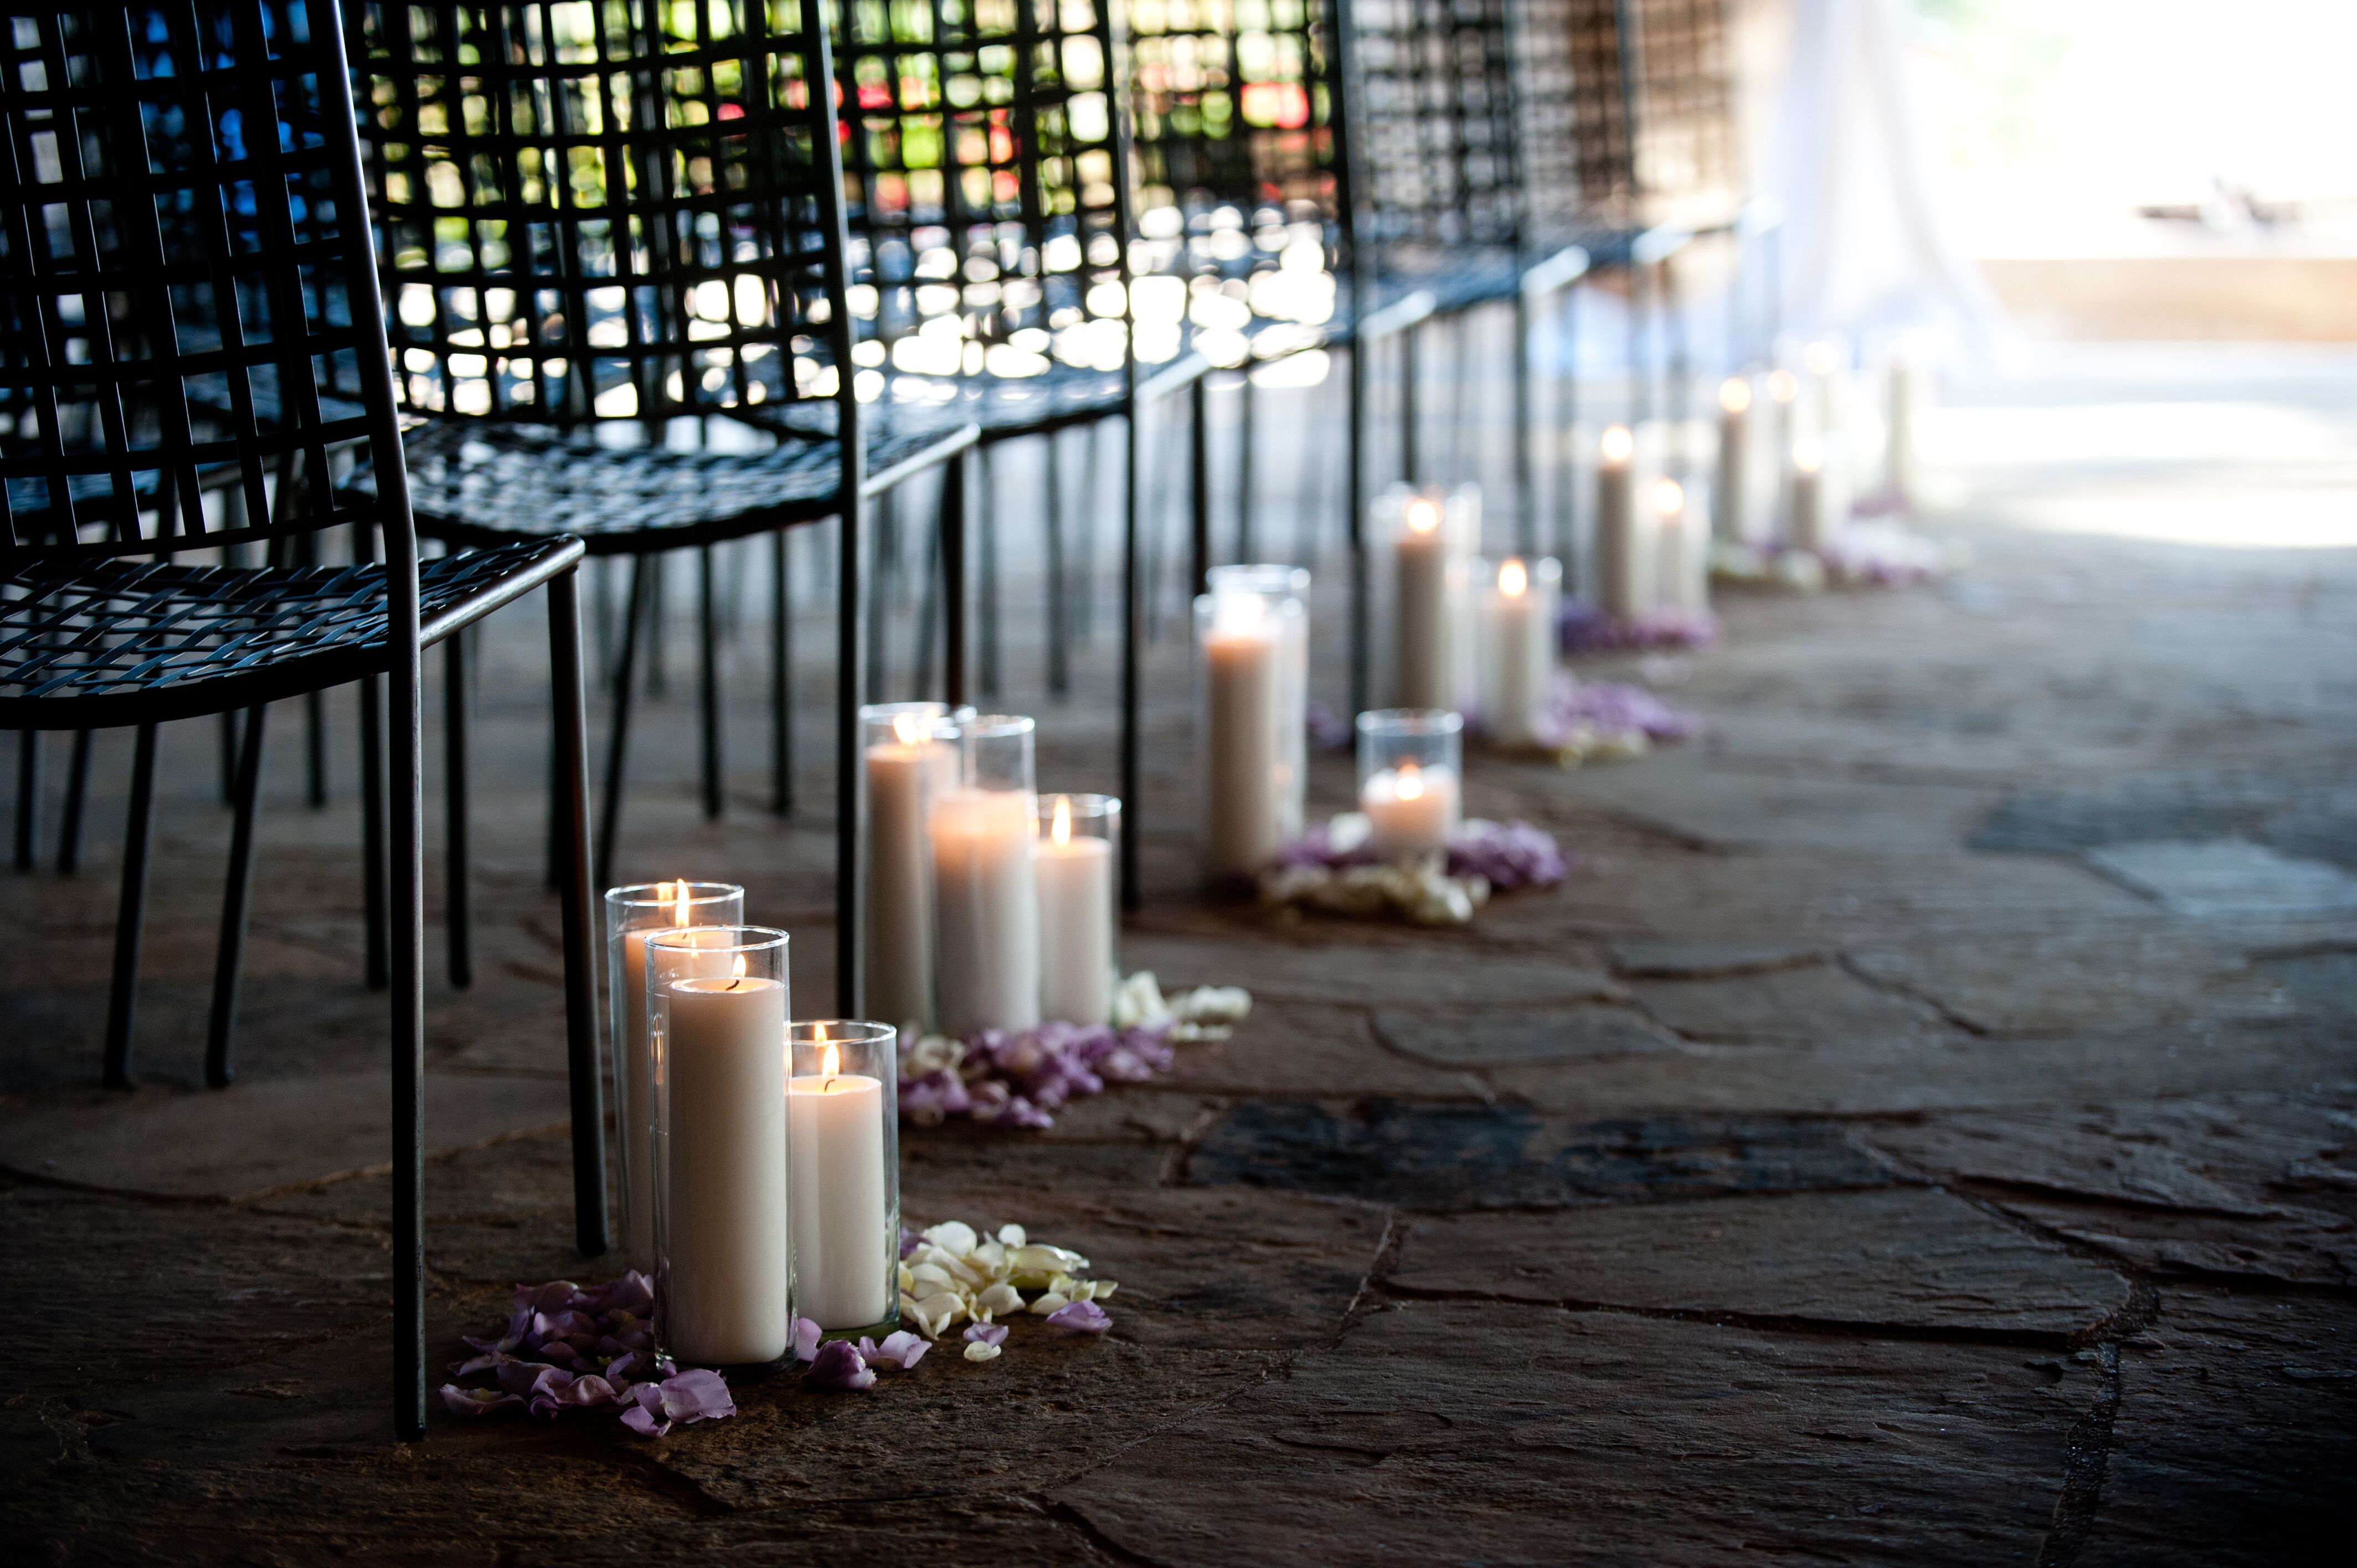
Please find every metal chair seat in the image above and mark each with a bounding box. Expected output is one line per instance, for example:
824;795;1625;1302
0;538;582;730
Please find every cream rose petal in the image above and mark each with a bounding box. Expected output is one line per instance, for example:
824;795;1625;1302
1028;1291;1070;1316
963;1340;1002;1363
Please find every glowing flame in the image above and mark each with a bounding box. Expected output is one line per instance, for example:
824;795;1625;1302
1652;479;1685;517
1395;763;1424;802
1600;424;1634;465
1499;559;1528;597
1406;497;1440;534
822;1041;841;1077
731;953;748;979
1767;369;1798;404
1792;436;1824;474
1051;794;1072;848
892;712;927;745
1720;377;1752;414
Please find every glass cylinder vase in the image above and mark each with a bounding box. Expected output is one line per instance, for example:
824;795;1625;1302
1205;564;1309;840
786;1020;901;1335
1476;556;1561;747
1356;708;1463;860
649;925;791;1368
604;880;743;1269
858;702;966;1035
929;714;1040;1036
1197;590;1286;881
1375;482;1478;711
1036;792;1120;1025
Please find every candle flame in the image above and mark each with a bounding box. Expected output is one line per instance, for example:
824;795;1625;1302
1652;478;1685;517
892;713;927;745
1792;436;1824;474
1051;794;1072;848
821;1041;840;1077
1395;763;1424;802
1405;497;1440;534
1600;424;1634;464
668;881;688;927
1767;368;1798;404
1720;376;1752;414
731;953;748;978
1499;559;1528;598
814;1020;827;1042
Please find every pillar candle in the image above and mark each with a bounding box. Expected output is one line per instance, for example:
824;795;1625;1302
1394;494;1451;708
1887;358;1920;507
1594;424;1644;618
1037;798;1114;1025
662;971;789;1365
1361;762;1459;858
788;1040;889;1330
1483;559;1552;745
1767;369;1799;539
621;906;730;1267
863;718;956;1031
931;787;1042;1035
1790;439;1827;551
1653;480;1709;613
1715;378;1751;543
1203;601;1283;877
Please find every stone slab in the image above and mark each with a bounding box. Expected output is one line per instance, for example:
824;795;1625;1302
1383;1187;2135;1339
1607;940;1829;978
1371;1003;1689;1066
1630;963;1948;1044
1558;751;2002;854
1121;929;1617;1009
2087;839;2357;919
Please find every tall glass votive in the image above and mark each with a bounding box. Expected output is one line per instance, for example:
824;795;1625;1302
1356;709;1463;859
1037;793;1120;1025
1197;589;1285;880
604;880;743;1268
930;714;1040;1035
786;1020;900;1334
1476;556;1562;746
1206;565;1309;840
1377;482;1479;711
649;926;791;1368
859;702;966;1034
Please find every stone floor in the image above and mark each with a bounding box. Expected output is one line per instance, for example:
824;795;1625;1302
6;343;2356;1564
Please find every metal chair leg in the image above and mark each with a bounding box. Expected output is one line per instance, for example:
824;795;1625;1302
361;672;389;989
913;480;941;702
1237;372;1256;563
595;556;651;892
645;553;668;699
1514;290;1536;556
389;630;426;1443
978;449;1002;700
698;545;723;821
1402;324;1421;486
445;634;473;989
14;729;38;870
1120;408;1143;912
57;728;91;874
1347;338;1370;719
1190;375;1211;596
771;529;794;817
836;490;867;1022
206;702;269;1088
1046;430;1069;699
102;724;159;1089
547;568;609;1258
941;450;968;708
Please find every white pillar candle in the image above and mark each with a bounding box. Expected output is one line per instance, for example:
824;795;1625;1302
1788;436;1849;552
1203;601;1283;877
621;902;731;1267
1887;358;1920;506
1652;479;1709;613
1037;797;1114;1025
1361;762;1459;858
663;969;789;1365
1394;493;1451;709
1594;424;1644;618
863;717;956;1031
1715;378;1751;543
788;1038;889;1330
1482;559;1553;745
931;787;1042;1035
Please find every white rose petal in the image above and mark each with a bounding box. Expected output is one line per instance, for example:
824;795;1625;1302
996;1223;1027;1248
923;1220;979;1257
963;1340;1002;1362
1028;1291;1070;1315
978;1282;1025;1316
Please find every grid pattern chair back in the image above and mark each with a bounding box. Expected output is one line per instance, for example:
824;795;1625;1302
1;0;406;561
1350;0;1521;252
353;0;850;427
829;0;1130;383
1562;0;1737;228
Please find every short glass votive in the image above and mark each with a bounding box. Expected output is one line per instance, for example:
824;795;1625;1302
858;702;966;1034
1036;793;1120;1025
649;925;791;1369
604;880;743;1268
1206;565;1310;840
1356;708;1464;859
1476;556;1562;747
931;715;1041;1035
787;1020;901;1335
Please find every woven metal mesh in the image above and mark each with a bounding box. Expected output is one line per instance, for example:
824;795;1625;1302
1561;0;1737;227
1;0;399;559
1351;0;1520;252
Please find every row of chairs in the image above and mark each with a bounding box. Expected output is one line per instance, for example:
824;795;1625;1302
0;0;1738;1436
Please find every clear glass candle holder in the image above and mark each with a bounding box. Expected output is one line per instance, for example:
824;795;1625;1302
1196;590;1290;880
1475;556;1561;747
858;702;966;1035
1206;564;1309;840
786;1020;901;1335
1036;793;1120;1025
930;715;1041;1035
604;880;743;1268
649;925;791;1368
1355;708;1463;859
1375;482;1479;712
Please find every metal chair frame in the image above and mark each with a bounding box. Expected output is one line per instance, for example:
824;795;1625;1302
0;0;605;1440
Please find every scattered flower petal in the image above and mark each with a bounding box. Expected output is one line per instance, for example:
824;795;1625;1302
1046;1299;1113;1334
793;1317;822;1364
963;1340;1002;1363
862;1331;930;1370
964;1322;1010;1348
802;1340;877;1391
1028;1291;1070;1315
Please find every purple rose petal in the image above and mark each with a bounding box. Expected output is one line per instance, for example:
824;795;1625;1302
1045;1299;1112;1334
793;1316;822;1364
653;1368;737;1423
802;1339;877;1392
963;1321;1009;1348
439;1384;522;1417
619;1402;667;1438
861;1330;930;1370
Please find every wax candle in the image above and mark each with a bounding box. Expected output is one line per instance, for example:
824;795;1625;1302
1481;558;1557;745
1206;565;1310;840
788;1033;891;1330
1394;493;1452;709
863;713;956;1031
1715;377;1751;543
931;786;1042;1035
1886;356;1921;507
1788;436;1849;551
1803;339;1846;446
1594;424;1644;617
1362;761;1460;858
662;960;789;1366
1653;479;1709;613
1202;594;1283;878
1037;795;1115;1025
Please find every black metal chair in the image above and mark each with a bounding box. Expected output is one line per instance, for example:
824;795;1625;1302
346;0;979;988
0;0;606;1440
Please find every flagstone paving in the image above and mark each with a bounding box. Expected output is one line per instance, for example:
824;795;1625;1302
6;350;2357;1562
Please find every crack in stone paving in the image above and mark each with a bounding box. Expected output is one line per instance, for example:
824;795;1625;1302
2037;1341;2124;1568
1834;951;1995;1037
